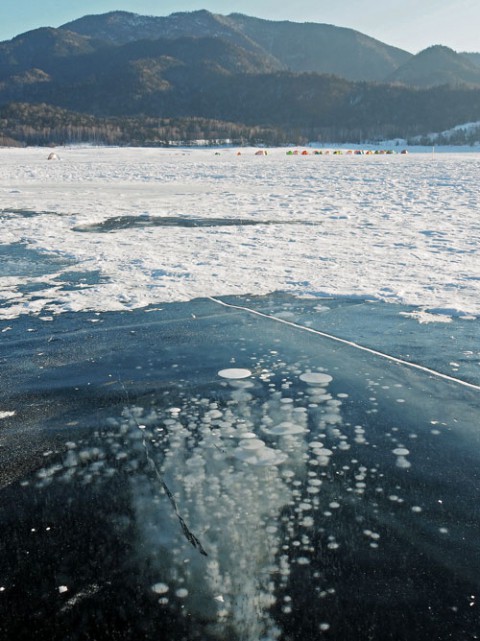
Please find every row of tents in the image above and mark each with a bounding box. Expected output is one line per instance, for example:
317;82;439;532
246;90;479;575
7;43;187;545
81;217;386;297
285;149;408;155
236;149;409;156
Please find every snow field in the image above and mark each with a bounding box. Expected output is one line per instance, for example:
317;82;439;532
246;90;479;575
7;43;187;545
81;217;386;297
0;146;479;319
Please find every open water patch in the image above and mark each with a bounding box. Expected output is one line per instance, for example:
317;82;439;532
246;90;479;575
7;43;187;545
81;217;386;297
0;296;479;641
73;215;315;233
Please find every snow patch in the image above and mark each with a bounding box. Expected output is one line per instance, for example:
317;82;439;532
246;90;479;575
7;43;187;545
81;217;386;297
399;310;453;324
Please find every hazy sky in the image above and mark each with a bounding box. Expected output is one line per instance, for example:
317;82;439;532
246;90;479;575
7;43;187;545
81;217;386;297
1;0;479;53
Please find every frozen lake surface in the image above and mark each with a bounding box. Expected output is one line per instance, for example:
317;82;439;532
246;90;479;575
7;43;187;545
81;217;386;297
0;148;479;641
1;146;480;317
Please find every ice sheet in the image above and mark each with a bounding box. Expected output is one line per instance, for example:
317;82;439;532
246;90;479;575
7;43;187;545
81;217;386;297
0;297;479;641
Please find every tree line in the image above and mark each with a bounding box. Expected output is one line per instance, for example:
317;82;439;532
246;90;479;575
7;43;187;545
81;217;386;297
0;103;294;147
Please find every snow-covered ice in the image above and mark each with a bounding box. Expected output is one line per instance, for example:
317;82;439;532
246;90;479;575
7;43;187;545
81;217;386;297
1;146;479;319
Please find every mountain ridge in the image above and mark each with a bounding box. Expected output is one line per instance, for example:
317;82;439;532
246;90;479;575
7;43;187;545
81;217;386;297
221;13;411;81
388;45;480;87
60;10;411;82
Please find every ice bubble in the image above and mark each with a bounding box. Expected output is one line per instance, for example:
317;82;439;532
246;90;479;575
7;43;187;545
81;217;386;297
392;447;410;456
299;372;333;386
327;399;342;407
152;582;169;594
0;411;15;420
218;368;252;379
299;502;313;511
322;412;341;424
307;486;321;494
185;455;205;469
233;444;287;466
314;448;333;457
238;438;266;450
311;393;332;402
396;456;411;469
228;379;254;389
58;586;68;594
175;588;188;598
256;448;288;466
268;421;307;436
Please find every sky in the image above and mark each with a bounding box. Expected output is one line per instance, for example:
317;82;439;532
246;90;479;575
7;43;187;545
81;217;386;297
1;0;479;53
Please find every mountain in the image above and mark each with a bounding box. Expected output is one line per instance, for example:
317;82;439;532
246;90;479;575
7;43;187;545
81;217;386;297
0;27;107;80
221;13;411;81
388;45;480;88
461;52;480;67
61;10;411;82
61;10;284;70
3;64;480;147
0;33;281;113
1;11;480;146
